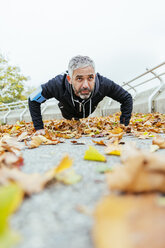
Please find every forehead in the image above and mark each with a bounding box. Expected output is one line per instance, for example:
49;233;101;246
72;66;95;78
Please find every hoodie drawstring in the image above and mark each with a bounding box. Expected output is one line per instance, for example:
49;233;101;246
70;84;93;118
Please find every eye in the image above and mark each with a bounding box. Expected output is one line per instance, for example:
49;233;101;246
77;77;83;82
88;76;94;80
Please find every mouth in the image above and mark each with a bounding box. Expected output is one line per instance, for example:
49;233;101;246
81;90;90;94
79;88;91;95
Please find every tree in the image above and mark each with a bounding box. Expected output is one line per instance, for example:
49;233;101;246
0;54;29;103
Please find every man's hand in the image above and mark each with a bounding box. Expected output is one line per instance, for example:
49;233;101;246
35;129;45;135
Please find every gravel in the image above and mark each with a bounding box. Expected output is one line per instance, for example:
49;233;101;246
10;135;165;248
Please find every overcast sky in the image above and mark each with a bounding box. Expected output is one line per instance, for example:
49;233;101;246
0;0;165;89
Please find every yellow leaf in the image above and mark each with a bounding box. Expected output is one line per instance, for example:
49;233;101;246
0;183;23;227
84;146;106;162
55;155;73;173
55;169;82;184
105;143;122;156
0;183;23;248
111;127;123;134
107;149;121;156
0;228;20;248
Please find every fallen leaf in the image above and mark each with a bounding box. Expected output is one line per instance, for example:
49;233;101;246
107;144;165;193
0;155;73;195
71;140;86;145
105;141;122;156
0;183;23;248
54;169;82;185
25;135;43;148
93;194;165;248
17;132;29;142
150;145;159;153
96;165;112;173
84;146;106;162
107;133;123;141
111;127;123;134
152;135;165;148
54;155;73;174
0;136;24;168
92;140;106;146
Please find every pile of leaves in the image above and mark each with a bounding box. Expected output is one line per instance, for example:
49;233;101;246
0;112;165;142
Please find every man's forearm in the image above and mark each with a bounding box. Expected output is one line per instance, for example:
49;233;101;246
120;93;133;126
28;98;44;130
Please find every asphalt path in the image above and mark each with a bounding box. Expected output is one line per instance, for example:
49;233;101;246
11;134;165;248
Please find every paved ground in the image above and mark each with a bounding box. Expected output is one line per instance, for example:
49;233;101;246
11;134;165;248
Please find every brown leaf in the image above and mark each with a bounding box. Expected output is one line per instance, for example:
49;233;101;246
111;127;123;134
107;143;165;193
0;155;73;195
152;135;165;148
92;140;106;146
107;133;123;141
71;140;86;145
93;194;165;248
17;131;30;142
0;136;24;168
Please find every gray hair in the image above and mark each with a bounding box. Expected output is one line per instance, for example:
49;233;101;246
68;55;95;78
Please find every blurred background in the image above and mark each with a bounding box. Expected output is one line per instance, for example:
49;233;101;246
0;0;165;89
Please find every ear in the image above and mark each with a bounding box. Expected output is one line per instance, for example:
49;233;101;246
67;75;72;84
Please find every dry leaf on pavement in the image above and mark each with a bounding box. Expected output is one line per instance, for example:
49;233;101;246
0;155;74;195
0;136;24;168
150;144;159;153
105;141;122;156
152;135;165;148
0;183;24;248
92;140;106;146
107;143;165;193
84;146;106;162
93;194;165;248
25;135;60;149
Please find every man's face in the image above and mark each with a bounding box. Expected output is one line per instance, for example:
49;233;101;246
67;66;96;99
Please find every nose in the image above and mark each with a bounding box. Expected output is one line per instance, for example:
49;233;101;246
82;79;89;88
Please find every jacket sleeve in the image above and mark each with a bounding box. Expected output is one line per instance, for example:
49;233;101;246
28;75;64;130
101;76;133;126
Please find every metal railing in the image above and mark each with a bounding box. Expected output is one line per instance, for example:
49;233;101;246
0;98;58;123
121;61;165;112
122;62;165;93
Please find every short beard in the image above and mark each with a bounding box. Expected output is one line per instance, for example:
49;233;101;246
78;92;91;99
72;85;92;100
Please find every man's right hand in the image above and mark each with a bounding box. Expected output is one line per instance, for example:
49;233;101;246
35;129;45;135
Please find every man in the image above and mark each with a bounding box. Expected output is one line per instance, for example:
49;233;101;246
29;55;133;135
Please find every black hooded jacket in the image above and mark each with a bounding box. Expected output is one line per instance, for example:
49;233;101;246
28;72;133;130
